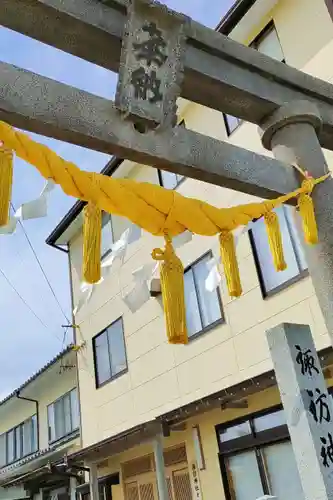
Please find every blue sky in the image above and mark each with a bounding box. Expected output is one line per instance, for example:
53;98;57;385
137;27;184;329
0;0;235;399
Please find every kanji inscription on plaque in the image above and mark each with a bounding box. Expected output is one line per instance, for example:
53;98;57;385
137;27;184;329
115;0;187;130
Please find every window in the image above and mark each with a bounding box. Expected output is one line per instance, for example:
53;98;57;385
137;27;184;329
159;121;185;189
0;415;37;467
93;317;128;388
223;23;284;137
184;253;223;339
159;170;184;190
223;114;242;136
250;205;308;296
217;408;304;500
101;212;114;259
48;388;80;443
250;22;285;62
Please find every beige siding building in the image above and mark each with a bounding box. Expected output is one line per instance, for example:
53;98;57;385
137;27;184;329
0;346;80;500
46;0;333;499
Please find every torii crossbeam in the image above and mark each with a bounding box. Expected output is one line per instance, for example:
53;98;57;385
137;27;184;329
2;0;333;148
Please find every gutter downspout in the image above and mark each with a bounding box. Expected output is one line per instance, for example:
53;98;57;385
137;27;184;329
16;391;39;450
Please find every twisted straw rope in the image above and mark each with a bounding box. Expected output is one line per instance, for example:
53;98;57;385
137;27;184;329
0;120;328;237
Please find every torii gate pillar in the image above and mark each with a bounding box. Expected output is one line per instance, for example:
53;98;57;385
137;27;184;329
260;101;333;340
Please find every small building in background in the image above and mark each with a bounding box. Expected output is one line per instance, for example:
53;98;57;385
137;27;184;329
0;345;80;500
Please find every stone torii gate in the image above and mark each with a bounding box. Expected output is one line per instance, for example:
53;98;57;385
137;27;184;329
2;0;333;498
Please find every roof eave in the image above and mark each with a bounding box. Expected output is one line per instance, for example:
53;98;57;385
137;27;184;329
45;156;123;248
216;0;257;34
0;344;74;408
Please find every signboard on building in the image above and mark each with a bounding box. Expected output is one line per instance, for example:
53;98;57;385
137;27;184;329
190;461;203;500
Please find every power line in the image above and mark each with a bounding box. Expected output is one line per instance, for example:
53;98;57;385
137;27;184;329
0;265;62;341
11;203;70;324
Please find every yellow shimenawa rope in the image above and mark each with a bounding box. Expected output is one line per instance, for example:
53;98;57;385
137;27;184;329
0;120;329;344
0;148;13;226
219;231;242;297
0;121;327;237
152;234;188;344
264;211;287;272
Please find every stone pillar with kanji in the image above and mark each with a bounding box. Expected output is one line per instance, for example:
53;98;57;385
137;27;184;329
267;322;333;500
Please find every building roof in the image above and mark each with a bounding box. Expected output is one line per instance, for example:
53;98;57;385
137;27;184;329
0;344;74;407
216;0;257;34
0;436;79;487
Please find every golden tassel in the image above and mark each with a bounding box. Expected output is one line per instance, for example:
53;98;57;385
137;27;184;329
152;234;188;344
219;230;242;297
82;202;102;284
298;178;318;244
0;148;13;227
264;211;286;271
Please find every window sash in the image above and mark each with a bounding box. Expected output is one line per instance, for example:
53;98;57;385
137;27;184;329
63;393;72;435
184;254;223;338
223;24;284;138
0;415;37;467
223;440;304;499
94;318;127;388
225;450;264;500
250;205;307;295
48;389;79;443
15;426;21;460
184;268;202;337
54;397;66;440
0;434;6;468
251;25;285;62
107;320;127;377
70;388;80;431
224;114;242;135
192;256;222;329
6;429;15;464
217;408;288;451
101;213;114;259
94;329;112;386
263;441;304;499
160;170;184;190
22;415;37;456
218;408;303;499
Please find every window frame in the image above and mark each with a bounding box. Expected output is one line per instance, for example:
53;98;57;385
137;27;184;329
216;405;291;500
0;414;38;467
93;317;128;389
223;21;285;138
184;251;225;341
249;20;285;63
101;212;114;260
47;388;80;445
248;206;309;298
158;121;186;189
223;114;242;137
